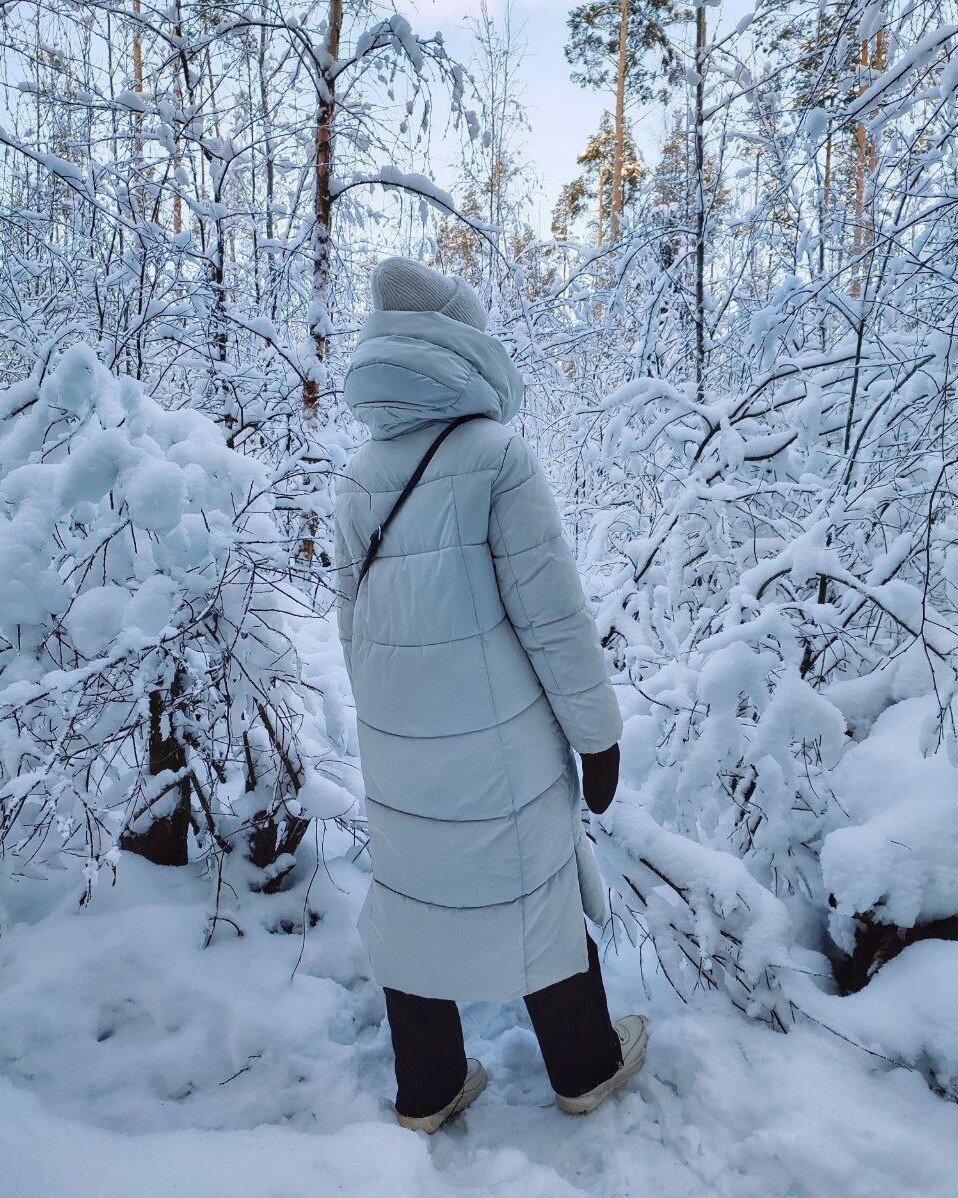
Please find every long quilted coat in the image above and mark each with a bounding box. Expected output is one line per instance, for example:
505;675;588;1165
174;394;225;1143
334;309;623;1001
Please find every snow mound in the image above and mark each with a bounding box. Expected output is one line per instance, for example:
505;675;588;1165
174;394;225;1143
804;940;958;1100
822;697;958;945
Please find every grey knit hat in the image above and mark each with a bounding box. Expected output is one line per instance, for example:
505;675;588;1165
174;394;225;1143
370;256;487;331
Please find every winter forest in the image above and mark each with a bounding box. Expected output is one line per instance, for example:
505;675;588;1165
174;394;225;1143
1;0;957;1193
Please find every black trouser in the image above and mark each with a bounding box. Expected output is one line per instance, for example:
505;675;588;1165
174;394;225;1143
383;926;623;1117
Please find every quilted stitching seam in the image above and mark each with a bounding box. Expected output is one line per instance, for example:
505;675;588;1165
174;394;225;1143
364;769;568;823
369;851;576;911
350;611;509;648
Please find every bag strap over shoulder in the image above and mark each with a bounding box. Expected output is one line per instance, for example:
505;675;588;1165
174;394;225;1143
356;412;488;592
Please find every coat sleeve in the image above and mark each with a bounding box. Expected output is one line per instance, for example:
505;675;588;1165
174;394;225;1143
488;434;623;755
333;515;357;685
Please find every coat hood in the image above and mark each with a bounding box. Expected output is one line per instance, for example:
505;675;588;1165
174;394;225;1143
343;310;523;440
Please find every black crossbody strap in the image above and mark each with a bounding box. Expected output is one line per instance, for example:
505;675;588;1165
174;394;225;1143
356;413;487;592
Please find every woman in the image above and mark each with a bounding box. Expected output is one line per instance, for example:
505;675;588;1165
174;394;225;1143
334;257;648;1132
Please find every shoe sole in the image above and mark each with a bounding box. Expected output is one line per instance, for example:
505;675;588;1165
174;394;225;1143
556;1018;650;1115
395;1061;487;1133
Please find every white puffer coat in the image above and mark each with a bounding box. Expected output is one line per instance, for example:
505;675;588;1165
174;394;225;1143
334;309;622;1000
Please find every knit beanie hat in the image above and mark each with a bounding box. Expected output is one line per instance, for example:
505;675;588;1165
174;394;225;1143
370;256;487;331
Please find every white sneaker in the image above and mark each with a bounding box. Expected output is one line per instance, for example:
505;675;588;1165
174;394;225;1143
395;1058;487;1133
555;1015;650;1115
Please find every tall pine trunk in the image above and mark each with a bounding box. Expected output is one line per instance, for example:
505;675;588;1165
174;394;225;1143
693;1;707;405
610;0;629;242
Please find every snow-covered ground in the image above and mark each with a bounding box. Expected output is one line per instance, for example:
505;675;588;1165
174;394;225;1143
3;822;958;1197
3;617;957;1198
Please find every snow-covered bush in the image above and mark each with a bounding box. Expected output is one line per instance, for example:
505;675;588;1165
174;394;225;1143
0;345;353;895
560;252;958;1026
536;0;958;1029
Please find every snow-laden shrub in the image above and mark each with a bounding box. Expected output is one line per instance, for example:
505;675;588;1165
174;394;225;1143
0;345;352;894
571;319;957;1021
593;785;809;1028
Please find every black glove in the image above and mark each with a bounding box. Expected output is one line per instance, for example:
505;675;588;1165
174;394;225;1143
579;742;620;815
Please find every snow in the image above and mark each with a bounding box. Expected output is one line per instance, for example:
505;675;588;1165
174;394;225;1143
846;26;958;118
821;697;958;939
2;0;957;1186
296;769;358;820
2;616;956;1196
803;940;958;1102
0;393;955;1195
334;166;458;214
0;345;310;878
63;586;130;657
0;1096;463;1198
123;458;187;534
2;844;957;1198
125;575;179;639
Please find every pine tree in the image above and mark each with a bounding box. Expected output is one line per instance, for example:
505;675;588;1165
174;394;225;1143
561;112;645;246
565;0;681;239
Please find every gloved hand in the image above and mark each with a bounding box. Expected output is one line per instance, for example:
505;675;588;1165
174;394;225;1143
579;742;620;815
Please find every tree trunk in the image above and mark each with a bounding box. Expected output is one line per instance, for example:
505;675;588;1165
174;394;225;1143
120;669;191;866
257;7;278;317
132;0;144;216
202;43;230;401
851;25;886;299
597;165;605;247
693;1;707;405
829;910;958;995
851;37;868;299
864;27;885;278
301;0;343;562
304;0;343;413
817;130;832;350
247;704;311;893
820;132;832;270
610;0;629;242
